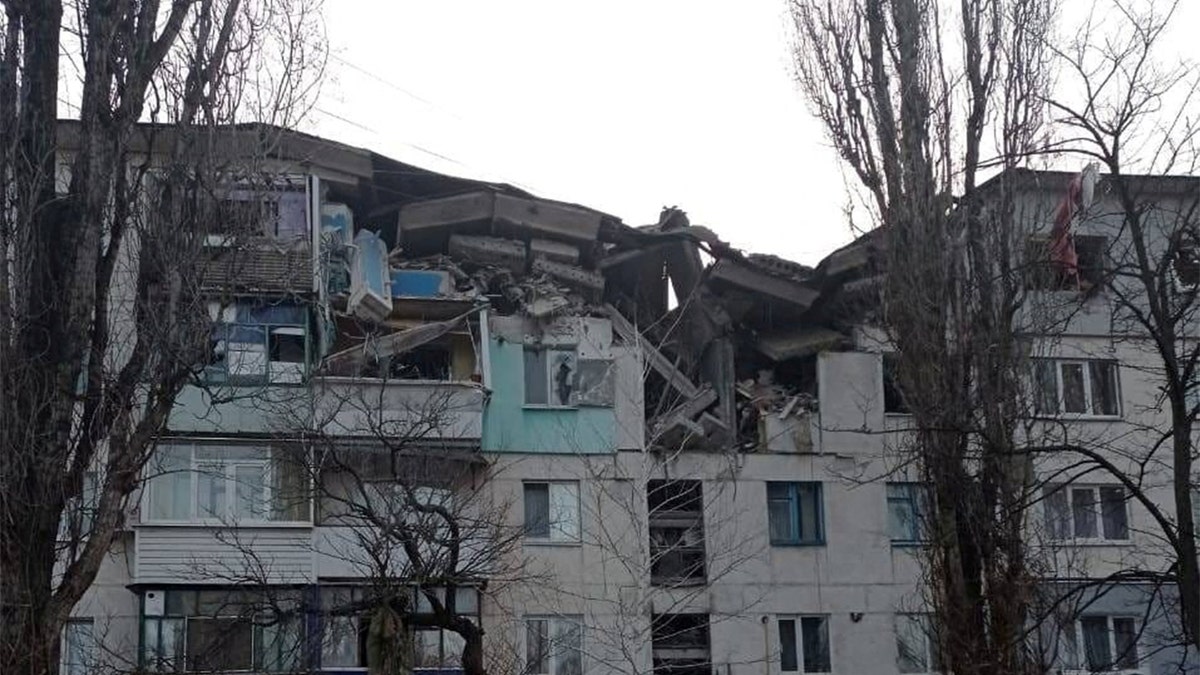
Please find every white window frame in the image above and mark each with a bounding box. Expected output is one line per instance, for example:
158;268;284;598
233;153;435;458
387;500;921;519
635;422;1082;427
1061;614;1142;674
1032;358;1121;418
61;618;95;675
1044;484;1131;543
523;616;583;675
895;613;939;674
887;482;928;545
777;614;832;674
524;481;581;544
143;444;310;526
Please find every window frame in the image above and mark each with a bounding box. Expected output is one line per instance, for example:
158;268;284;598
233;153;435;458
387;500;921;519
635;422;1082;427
523;481;581;544
1061;614;1142;673
777;614;832;674
61;618;95;675
143;443;311;526
1043;484;1131;543
523;347;579;408
1031;358;1122;419
895;613;939;674
767;482;825;547
523;615;583;675
887;482;929;546
204;301;310;387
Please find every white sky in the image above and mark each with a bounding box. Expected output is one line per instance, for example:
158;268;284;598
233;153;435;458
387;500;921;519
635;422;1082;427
307;0;1200;267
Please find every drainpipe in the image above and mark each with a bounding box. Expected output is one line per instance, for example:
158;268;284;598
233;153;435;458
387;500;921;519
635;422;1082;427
762;615;771;675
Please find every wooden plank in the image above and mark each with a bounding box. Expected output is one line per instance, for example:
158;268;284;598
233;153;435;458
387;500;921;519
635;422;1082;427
603;304;699;398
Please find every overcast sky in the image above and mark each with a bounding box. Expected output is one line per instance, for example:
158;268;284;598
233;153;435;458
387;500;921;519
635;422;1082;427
307;0;1200;267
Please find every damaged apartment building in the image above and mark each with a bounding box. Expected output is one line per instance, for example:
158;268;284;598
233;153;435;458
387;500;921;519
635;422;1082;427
62;122;1194;675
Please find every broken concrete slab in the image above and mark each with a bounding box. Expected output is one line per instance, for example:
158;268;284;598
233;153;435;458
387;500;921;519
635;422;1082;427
449;234;527;274
531;258;606;292
531;238;581;265
709;258;820;309
755;327;848;362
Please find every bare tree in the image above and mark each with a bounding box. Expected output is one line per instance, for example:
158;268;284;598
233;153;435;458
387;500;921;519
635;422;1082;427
1042;0;1200;649
791;1;1058;673
0;3;324;674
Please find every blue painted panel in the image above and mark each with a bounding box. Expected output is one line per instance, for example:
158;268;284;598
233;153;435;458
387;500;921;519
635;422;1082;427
482;339;615;454
392;270;444;297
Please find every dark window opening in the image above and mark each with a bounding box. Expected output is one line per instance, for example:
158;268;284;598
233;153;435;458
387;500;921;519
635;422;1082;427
652;614;710;675
648;480;706;586
882;354;909;414
387;345;452;380
1176;239;1200;287
1025;235;1107;291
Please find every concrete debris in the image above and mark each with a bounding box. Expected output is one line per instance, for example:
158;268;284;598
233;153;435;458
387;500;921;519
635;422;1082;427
322;187;837;454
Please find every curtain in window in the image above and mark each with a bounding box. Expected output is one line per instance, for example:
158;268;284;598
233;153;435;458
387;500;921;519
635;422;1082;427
1090;362;1119;415
768;483;795;542
1100;487;1129;539
554;619;583;675
526;619;549;675
1072;489;1098;538
1081;616;1113;670
797;484;820;542
524;485;550;538
549;483;579;541
1044;488;1071;539
778;619;798;672
1113;617;1139;669
1061;363;1088;413
149;446;192;521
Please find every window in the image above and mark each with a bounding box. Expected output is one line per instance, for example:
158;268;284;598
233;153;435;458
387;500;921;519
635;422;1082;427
414;628;466;671
767;482;824;546
1044;485;1129;541
1032;359;1120;416
1060;615;1140;672
1026;235;1107;290
887;483;928;544
205;301;308;386
62;619;95;675
648;480;706;586
524;482;580;543
652;614;710;675
144;443;310;524
524;348;577;406
895;614;939;674
141;589;301;673
525;617;582;675
1174;238;1200;288
882;354;909;414
778;616;831;673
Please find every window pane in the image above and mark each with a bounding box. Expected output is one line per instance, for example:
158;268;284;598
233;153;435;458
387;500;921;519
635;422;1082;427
63;620;94;675
1033;361;1059;414
1113;617;1139;669
444;629;465;668
271;447;310;521
551;351;576;406
895;615;928;674
321;615;360;668
187;617;253;672
148;446;192;521
800;616;831;673
1100;487;1129;540
524;484;550;538
1072;489;1098;538
768;496;795;543
1061;363;1087;413
554;619;582;675
257;617;301;672
1090;362;1119;415
1044;488;1071;540
1081;617;1113;670
234;463;267;520
1059;620;1079;670
524;350;549;405
797;484;821;543
888;484;918;542
197;464;226;519
526;619;549;675
413;628;442;669
778;619;798;672
549;482;580;542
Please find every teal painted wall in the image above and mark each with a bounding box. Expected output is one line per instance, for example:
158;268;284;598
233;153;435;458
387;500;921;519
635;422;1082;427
482;339;616;454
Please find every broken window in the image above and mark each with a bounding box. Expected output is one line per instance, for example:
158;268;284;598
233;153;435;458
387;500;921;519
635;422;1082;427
651;614;711;675
882;353;909;414
524;348;577;406
1025;235;1107;291
387;344;452;380
205;301;308;386
648;480;706;586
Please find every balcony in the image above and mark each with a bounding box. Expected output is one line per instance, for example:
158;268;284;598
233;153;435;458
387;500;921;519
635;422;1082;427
311;377;485;442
